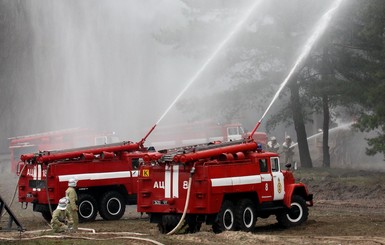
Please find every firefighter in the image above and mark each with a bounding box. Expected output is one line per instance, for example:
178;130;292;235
267;136;280;153
65;178;78;230
51;197;73;233
282;135;295;164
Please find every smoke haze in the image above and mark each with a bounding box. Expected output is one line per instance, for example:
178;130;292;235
1;0;193;148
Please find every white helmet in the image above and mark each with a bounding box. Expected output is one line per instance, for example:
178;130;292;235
285;135;291;140
68;178;77;187
57;197;68;210
270;136;276;141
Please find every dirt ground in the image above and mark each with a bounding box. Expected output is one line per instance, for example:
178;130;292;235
1;155;385;245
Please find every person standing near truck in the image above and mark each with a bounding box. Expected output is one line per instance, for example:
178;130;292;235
267;136;280;153
282;135;295;164
65;178;78;230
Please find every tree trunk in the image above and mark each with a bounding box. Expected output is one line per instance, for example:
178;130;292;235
289;79;313;168
321;45;331;168
322;94;331;167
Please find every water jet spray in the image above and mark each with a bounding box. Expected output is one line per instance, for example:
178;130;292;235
248;0;343;139
290;121;354;148
141;0;265;145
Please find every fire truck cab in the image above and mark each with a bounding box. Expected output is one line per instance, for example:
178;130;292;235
137;140;313;233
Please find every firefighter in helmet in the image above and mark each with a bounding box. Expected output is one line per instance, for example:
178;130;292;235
51;197;73;233
65;178;78;230
267;136;280;153
282;135;295;164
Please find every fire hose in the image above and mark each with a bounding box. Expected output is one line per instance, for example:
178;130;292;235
45;163;53;216
0;231;165;244
2;161;27;216
3;162;55;231
167;165;195;235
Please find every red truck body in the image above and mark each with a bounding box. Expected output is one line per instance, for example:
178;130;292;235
137;139;313;233
18;141;148;222
15;123;305;234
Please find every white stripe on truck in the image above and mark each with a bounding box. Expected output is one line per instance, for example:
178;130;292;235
58;171;134;182
211;175;262;187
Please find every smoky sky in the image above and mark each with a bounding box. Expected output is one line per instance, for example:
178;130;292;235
24;0;187;138
1;0;192;149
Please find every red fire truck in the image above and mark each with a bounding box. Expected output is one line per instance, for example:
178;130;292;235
18;140;149;222
9;128;119;173
137;139;313;233
147;121;267;149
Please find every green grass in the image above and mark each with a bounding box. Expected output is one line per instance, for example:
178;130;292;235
293;167;385;187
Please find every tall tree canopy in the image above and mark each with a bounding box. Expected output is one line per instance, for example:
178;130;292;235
348;1;385;157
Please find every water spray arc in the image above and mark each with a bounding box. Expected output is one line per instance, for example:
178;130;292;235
290;122;354;148
141;0;265;145
248;0;344;139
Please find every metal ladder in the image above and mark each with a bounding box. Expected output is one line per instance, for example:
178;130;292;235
0;194;24;232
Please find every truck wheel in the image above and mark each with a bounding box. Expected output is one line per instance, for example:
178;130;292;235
235;199;257;232
276;195;308;228
99;191;126;220
212;200;236;233
78;194;98;223
158;214;180;234
185;215;202;233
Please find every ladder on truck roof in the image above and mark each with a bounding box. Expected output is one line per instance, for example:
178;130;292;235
0;194;24;232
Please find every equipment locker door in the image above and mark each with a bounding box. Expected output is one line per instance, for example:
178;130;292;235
259;158;273;201
271;157;284;200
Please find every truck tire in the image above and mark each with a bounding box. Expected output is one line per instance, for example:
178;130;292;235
235;199;257;232
99;191;126;220
158;214;180;234
185;215;202;233
212;200;236;233
276;195;308;228
78;194;98;223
